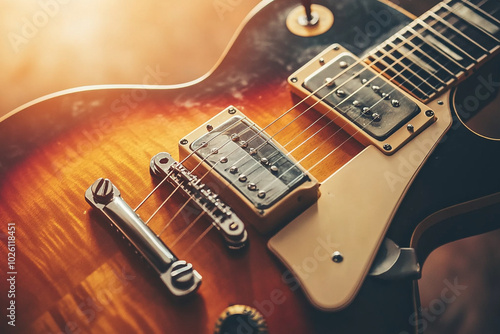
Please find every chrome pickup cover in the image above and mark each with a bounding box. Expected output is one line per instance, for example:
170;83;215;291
191;116;309;210
303;53;420;140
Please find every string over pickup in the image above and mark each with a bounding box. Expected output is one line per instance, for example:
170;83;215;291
150;152;248;250
85;178;202;297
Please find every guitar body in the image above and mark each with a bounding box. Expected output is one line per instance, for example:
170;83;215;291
1;0;499;333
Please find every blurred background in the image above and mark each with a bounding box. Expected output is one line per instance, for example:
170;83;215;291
1;0;499;333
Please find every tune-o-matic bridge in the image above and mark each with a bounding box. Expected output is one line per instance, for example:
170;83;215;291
85;178;201;297
150;152;248;249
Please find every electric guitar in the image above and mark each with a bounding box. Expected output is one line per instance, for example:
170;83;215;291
1;0;499;333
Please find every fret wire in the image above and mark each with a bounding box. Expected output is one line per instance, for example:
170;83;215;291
392;33;451;85
427;11;490;53
396;32;457;79
416;17;477;62
406;26;467;71
442;3;500;43
386;39;444;87
462;0;500;25
368;43;431;98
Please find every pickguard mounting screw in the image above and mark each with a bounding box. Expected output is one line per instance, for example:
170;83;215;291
437;100;444;105
180;139;188;145
407;124;414;132
425;110;435;117
228;107;236;114
332;251;343;263
319;58;325;65
383;144;392;151
291;77;298;83
206;124;213;132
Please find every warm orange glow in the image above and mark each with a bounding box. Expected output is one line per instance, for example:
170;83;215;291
0;0;261;116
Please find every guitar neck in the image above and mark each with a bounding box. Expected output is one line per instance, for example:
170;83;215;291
366;0;500;101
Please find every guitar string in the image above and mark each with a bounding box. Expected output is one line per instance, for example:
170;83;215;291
225;13;470;187
233;35;432;191
155;3;488;254
147;17;452;241
134;116;248;213
173;19;465;248
151;47;405;236
263;27;466;189
142;48;377;228
144;77;348;229
261;61;433;194
155;34;435;244
135;57;357;215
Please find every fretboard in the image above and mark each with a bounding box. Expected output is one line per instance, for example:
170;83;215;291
366;0;500;101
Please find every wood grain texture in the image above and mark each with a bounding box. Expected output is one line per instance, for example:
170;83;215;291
0;1;413;332
1;0;499;333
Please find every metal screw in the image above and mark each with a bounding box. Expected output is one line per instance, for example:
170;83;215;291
229;222;238;231
333;45;340;50
260;158;269;165
391;99;400;107
383;144;392;151
352;100;362;107
170;261;195;289
231;133;240;142
240;140;248;148
437;100;444;105
220;157;228;163
339;61;348;68
229;166;238;174
206;124;213;132
332;251;344;263
291;77;298;83
425;110;435;117
228;107;236;114
407;124;414;132
258;191;266;199
270;165;278;173
247;183;257;191
238;174;247;182
372;85;380;93
91;178;114;204
319;58;325;65
180;139;188;145
371;113;381;122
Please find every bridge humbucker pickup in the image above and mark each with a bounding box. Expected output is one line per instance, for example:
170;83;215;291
150;152;248;250
179;106;320;233
191;116;309;210
85;178;202;297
